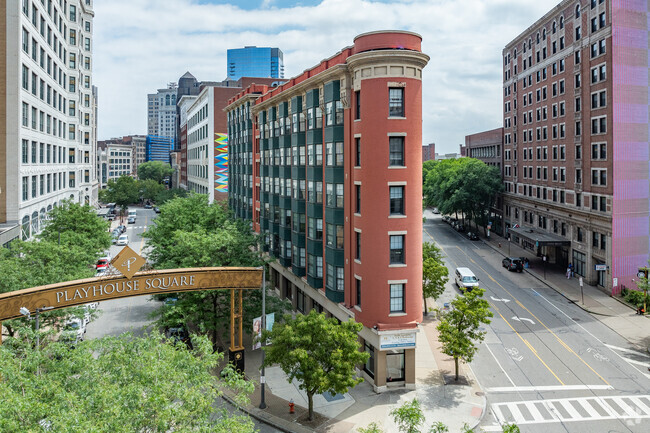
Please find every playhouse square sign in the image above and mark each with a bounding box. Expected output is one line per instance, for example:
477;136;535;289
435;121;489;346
0;267;262;322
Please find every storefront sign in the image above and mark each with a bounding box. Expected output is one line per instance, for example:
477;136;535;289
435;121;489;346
379;332;416;350
595;264;607;271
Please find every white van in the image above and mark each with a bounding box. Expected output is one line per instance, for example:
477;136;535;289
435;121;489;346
128;209;137;218
455;267;479;291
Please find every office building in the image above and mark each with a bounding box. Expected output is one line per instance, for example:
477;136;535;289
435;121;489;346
1;0;97;243
226;31;429;390
146;135;174;163
147;83;177;139
227;46;284;81
502;0;649;293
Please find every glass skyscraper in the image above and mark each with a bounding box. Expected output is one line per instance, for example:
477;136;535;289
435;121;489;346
227;47;284;81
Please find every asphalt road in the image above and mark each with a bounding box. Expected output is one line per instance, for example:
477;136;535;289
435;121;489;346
86;206;280;433
424;214;650;433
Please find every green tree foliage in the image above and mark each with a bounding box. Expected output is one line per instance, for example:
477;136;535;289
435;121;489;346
422;160;437;186
358;422;384;433
144;194;289;350
390;399;425;433
101;175;140;207
137;160;175;183
0;332;256;432
38;200;111;255
422;242;448;315
155;187;188;205
502;423;521;433
138;178;165;203
423;158;503;233
437;288;493;380
262;310;369;421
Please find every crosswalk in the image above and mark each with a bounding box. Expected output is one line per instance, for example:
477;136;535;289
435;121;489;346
490;395;650;426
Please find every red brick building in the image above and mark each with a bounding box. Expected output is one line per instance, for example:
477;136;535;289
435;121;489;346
226;31;429;390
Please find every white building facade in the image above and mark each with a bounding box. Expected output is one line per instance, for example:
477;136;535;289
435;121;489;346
1;0;97;241
147;84;177;140
185;87;214;201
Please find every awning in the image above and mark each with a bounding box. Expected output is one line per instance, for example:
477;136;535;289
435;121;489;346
508;226;571;248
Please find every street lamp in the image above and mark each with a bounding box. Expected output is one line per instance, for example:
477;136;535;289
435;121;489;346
20;306;54;349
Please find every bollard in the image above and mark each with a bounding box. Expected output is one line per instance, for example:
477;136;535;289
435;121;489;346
289;399;295;414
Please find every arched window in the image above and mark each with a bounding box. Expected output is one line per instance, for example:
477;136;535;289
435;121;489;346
575;4;581;18
31;211;39;234
165;94;170;105
552;21;557;33
560;16;564;29
543;28;547;40
21;215;30;240
536;32;540;44
528;39;532;49
514;48;517;58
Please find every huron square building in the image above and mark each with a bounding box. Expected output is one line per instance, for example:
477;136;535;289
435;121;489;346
226;31;429;390
1;0;97;245
502;0;650;293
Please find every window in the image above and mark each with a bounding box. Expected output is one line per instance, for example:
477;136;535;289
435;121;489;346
592;168;607;186
355;90;360;120
389;88;404;117
356;232;361;260
355;137;361;166
355;184;361;213
326;142;343;166
390;284;405;313
390;235;405;264
22;65;29;90
22;177;29;201
356;279;361;306
591;116;607;134
575;26;581;40
390;186;404;215
575;51;581;65
389;137;404;166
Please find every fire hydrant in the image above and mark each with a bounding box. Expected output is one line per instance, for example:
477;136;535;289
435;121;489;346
289;399;295;414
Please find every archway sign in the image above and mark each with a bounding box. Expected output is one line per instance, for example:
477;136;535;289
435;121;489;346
0;246;262;369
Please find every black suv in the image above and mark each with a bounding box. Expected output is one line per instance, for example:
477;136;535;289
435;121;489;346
502;257;524;272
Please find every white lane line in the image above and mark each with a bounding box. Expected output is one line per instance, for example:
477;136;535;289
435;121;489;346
532;289;650;380
524;401;544;421
559;399;581;420
486;385;613;392
604;344;650;359
577;399;601;418
630;396;650;414
484;343;516;388
614;397;641;417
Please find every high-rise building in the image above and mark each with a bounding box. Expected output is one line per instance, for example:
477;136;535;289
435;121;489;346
227;46;284;81
146;135;174;163
225;31;429;391
147;83;177;139
502;0;649;293
0;0;97;244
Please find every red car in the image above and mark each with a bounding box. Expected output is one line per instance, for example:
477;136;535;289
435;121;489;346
96;257;110;271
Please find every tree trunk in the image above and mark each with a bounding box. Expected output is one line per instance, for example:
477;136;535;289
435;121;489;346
308;392;314;421
454;356;459;381
423;296;428;316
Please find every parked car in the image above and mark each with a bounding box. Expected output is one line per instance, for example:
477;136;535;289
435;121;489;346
127;216;136;224
116;225;127;234
154;207;161;214
96;257;110;271
144;203;153;209
63;318;85;341
165;326;192;349
116;234;129;246
467;232;479;241
432;208;440;214
455;224;466;233
502;257;524;272
163;297;178;307
111;232;120;244
442;215;450;223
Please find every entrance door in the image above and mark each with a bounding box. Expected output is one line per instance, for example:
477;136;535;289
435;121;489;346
386;349;405;382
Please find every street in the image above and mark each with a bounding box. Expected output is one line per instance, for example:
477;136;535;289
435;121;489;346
86;206;281;433
424;213;650;432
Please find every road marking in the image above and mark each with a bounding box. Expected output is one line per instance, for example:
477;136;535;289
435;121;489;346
533;289;650;382
490;296;510;303
511;316;535;324
484;343;516;387
604;344;650;359
490;395;650;426
486;385;614;393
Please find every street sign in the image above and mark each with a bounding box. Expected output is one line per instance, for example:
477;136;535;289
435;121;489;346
595;264;607;271
613;278;618;287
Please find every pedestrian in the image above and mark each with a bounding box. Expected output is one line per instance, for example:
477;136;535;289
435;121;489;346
566;267;571;279
637;305;645;315
568;263;574;278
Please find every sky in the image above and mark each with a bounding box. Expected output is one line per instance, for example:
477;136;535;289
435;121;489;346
93;0;559;154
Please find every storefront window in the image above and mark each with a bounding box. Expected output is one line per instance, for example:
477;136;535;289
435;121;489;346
364;342;375;379
572;250;586;277
386;350;405;382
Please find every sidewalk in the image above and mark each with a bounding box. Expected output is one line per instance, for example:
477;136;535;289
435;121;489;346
477;227;650;353
222;313;486;433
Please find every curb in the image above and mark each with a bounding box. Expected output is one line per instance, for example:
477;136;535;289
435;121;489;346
221;393;316;433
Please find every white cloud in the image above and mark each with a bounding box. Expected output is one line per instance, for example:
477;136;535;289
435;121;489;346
93;0;558;152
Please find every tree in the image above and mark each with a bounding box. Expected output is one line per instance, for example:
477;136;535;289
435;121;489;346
138;178;165;203
137;160;174;183
262;310;369;421
422;242;448;315
143;195;289;350
38;200;111;255
101;175;140;208
155;187;188;205
0;332;256;432
390;399;425;433
437;288;493;380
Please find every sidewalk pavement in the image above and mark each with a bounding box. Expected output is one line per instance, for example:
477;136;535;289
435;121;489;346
222;312;486;433
478;229;650;353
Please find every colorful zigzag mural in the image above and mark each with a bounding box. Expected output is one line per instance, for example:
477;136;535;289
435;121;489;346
214;133;228;192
